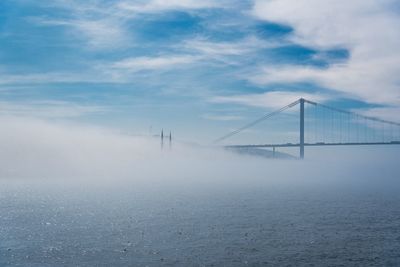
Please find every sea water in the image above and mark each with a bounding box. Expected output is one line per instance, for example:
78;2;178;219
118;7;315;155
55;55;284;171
1;146;400;266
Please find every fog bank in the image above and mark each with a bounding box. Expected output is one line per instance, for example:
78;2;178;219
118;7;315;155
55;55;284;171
0;115;399;192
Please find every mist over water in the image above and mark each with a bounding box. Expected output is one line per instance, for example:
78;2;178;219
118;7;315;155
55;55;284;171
1;116;400;266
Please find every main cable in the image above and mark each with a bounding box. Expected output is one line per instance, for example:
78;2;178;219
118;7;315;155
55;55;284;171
212;99;300;144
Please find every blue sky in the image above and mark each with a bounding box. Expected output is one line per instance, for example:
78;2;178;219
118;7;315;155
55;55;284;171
1;0;400;143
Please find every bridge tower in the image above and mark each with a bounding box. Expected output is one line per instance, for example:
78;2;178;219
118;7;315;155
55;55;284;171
161;129;164;150
300;98;305;159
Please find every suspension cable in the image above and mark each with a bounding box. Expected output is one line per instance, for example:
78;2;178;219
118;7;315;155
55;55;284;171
212;99;300;144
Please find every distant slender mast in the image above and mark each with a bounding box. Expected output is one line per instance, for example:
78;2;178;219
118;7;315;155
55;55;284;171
161;129;164;150
169;131;172;149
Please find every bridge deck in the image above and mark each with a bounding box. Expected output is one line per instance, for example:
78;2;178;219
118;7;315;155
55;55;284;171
226;141;400;148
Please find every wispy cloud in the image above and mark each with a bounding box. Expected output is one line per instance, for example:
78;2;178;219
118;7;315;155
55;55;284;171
0;71;112;85
30;0;131;50
184;39;253;56
111;55;201;71
210;91;328;109
181;36;280;65
251;0;400;107
201;114;244;121
31;0;226;50
358;107;400;123
0;54;200;85
249;63;400;106
63;19;128;49
116;0;223;13
0;101;107;118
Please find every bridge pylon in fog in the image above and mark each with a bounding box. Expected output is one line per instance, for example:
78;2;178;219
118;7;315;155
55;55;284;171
161;130;172;150
300;98;305;159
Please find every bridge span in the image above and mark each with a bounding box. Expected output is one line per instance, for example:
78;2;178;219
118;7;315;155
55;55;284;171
215;98;400;159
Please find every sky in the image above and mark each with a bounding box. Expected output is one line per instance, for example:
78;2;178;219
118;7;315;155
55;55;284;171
1;0;400;143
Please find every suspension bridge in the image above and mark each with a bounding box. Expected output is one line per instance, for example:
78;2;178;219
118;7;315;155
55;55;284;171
214;98;400;159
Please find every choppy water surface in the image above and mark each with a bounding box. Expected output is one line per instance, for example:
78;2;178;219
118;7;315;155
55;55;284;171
1;173;400;267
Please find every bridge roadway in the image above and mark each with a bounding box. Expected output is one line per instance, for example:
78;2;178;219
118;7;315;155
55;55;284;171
226;141;400;149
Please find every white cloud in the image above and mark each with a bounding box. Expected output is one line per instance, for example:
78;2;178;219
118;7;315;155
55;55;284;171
176;36;284;68
116;0;222;13
31;17;128;49
31;0;131;50
111;55;200;71
0;71;115;84
70;19;128;49
32;0;224;50
358;107;400;123
185;39;252;56
201;114;244;121
0;101;107;118
210;91;328;109
251;0;400;107
0;54;200;85
182;36;280;58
